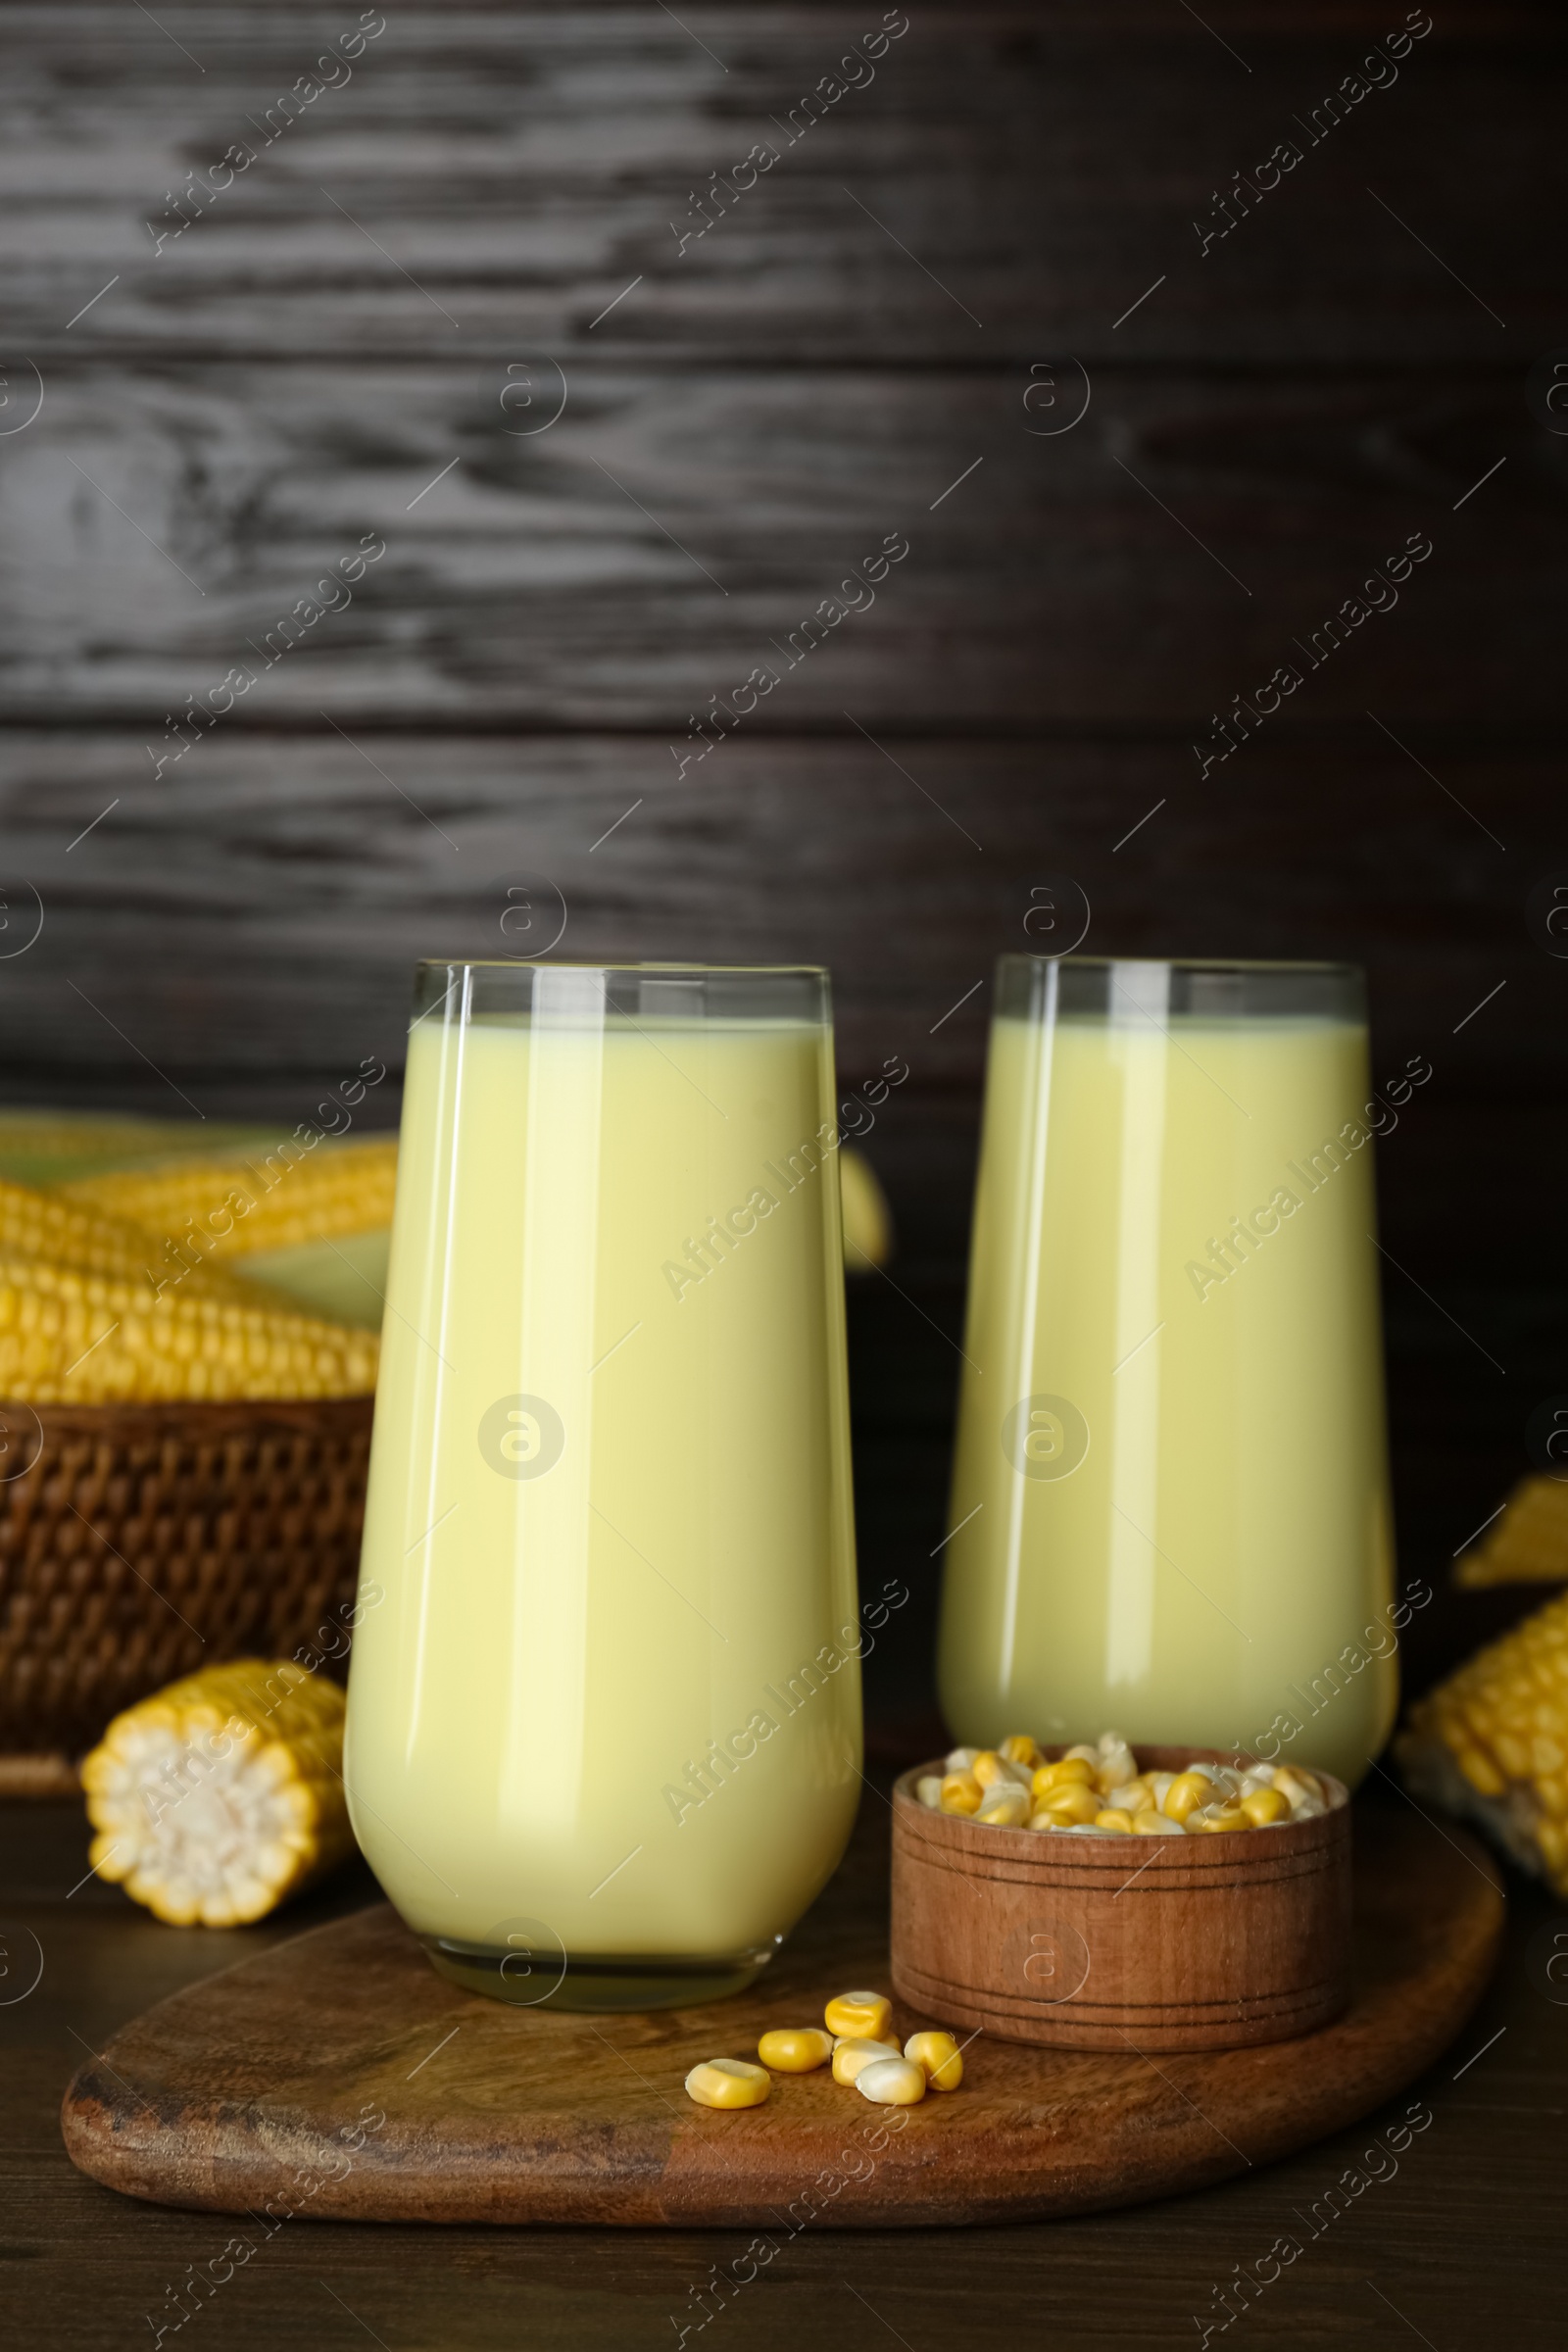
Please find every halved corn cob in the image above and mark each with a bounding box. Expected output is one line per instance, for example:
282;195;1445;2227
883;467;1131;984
0;1255;378;1401
1396;1589;1568;1894
0;1173;260;1303
1454;1475;1568;1588
61;1134;400;1259
81;1660;354;1925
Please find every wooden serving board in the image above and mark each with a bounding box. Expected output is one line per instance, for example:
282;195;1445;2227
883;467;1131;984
61;1809;1502;2229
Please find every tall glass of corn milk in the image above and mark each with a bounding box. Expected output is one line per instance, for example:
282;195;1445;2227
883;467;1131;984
346;962;860;2007
938;956;1397;1788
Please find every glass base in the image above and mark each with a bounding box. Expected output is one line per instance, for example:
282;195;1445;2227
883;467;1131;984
421;1936;774;2012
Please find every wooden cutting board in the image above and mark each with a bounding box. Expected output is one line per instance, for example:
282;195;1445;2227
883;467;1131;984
61;1807;1502;2229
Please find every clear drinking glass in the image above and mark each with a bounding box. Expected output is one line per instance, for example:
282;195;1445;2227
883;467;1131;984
937;956;1398;1788
345;961;861;2009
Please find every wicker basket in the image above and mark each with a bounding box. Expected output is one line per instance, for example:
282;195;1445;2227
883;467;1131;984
0;1396;373;1789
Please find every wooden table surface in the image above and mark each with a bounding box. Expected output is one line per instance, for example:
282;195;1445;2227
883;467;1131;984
7;1783;1565;2349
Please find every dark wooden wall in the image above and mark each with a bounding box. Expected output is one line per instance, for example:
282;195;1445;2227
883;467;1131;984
2;1;1564;1726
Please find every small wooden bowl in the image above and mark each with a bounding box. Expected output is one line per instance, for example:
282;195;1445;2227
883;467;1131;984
892;1746;1351;2053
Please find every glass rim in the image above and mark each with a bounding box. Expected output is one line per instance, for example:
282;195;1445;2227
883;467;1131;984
414;958;829;979
998;953;1362;977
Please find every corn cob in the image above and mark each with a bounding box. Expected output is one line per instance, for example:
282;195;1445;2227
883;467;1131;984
0;1109;279;1188
840;1148;894;1270
1396;1589;1568;1894
61;1135;400;1261
0;1173;261;1304
0;1255;378;1402
81;1660;354;1925
1454;1476;1568;1588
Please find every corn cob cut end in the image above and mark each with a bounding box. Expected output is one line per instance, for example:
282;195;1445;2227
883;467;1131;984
80;1660;355;1926
1396;1587;1568;1897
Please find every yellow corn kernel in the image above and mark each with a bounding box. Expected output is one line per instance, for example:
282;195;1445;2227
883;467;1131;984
757;2028;833;2074
856;2057;926;2106
0;1254;377;1403
1000;1734;1041;1770
1132;1809;1185;1836
1454;1474;1568;1587
79;1660;353;1927
1272;1766;1324;1807
62;1135;400;1260
0;1175;268;1303
1094;1809;1135;1834
972;1750;1018;1788
1187;1803;1250;1835
824;1989;893;2043
940;1771;983;1816
1037;1783;1101;1825
1032;1756;1095;1798
831;2037;901;2086
975;1786;1030;1828
904;2031;963;2090
1161;1771;1211;1824
1095;1747;1138;1795
1396;1588;1568;1895
1241;1788;1290;1828
685;2059;770;2110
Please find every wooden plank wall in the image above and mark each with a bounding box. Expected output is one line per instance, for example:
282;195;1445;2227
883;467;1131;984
1;1;1563;1725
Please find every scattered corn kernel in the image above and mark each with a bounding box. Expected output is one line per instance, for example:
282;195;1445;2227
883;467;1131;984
916;1774;944;1809
823;1989;893;2042
1000;1734;1041;1769
940;1771;983;1816
856;2056;926;2106
757;2028;833;2073
686;2059;770;2109
904;2031;963;2090
1094;1808;1135;1833
945;1746;980;1772
831;2036;902;2086
1032;1756;1095;1797
1132;1809;1185;1836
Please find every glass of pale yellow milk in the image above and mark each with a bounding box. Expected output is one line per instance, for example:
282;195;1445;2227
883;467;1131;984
345;961;861;2008
938;956;1398;1788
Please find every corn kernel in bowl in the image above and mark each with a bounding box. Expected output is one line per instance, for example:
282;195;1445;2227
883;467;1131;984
918;1731;1339;1838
